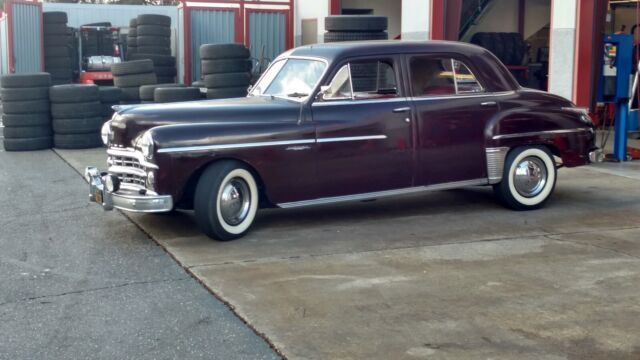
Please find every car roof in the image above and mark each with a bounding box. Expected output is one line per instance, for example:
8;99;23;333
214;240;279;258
288;40;491;62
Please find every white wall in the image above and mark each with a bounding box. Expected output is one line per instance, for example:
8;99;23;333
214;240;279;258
548;0;576;101
294;0;329;46
342;0;402;39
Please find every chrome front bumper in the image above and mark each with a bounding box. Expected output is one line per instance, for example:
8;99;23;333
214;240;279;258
85;166;173;213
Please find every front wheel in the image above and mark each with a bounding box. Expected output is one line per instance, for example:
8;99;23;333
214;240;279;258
493;146;557;210
194;161;259;241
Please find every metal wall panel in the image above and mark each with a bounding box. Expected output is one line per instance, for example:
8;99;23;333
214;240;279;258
0;19;8;74
248;11;286;63
42;3;178;29
12;2;42;73
190;9;235;82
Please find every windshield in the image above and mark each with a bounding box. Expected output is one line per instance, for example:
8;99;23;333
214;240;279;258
251;58;326;100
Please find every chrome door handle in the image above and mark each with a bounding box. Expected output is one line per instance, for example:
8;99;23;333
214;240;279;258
480;101;497;107
392;107;411;113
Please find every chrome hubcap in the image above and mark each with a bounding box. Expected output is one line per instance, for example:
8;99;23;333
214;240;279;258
513;156;548;198
219;177;251;226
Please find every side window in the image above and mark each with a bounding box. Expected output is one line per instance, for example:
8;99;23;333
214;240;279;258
410;56;483;97
322;59;398;101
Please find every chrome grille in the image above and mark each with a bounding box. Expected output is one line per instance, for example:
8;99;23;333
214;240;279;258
107;149;148;190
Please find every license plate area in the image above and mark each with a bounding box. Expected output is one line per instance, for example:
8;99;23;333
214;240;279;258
95;188;104;204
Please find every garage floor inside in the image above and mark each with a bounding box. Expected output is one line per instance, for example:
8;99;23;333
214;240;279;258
57;147;640;359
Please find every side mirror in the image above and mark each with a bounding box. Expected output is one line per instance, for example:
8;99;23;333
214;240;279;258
316;85;331;101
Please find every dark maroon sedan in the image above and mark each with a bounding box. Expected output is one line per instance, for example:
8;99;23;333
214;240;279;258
86;41;602;241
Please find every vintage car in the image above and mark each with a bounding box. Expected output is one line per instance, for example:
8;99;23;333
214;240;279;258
86;41;602;241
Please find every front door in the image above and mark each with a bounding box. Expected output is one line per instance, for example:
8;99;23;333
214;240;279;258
311;57;414;199
408;55;502;185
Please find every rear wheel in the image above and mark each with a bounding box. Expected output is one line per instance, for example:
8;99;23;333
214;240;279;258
194;161;259;241
493;146;557;210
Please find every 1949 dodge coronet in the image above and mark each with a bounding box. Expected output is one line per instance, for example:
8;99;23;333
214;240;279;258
86;41;603;241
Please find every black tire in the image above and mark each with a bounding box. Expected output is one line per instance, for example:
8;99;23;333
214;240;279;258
51;101;101;119
111;59;154;76
1;73;51;89
49;84;99;103
137;45;171;55
193;80;205;88
206;87;248;99
325;15;388;32
203;72;251;88
201;59;252;74
137;25;171;37
113;72;157;88
3;100;50;114
2;113;51;127
154;65;177;77
139;83;184;101
43;12;68;24
156;76;176;84
52;79;73;86
44;56;72;68
101;103;118;118
53;117;104;134
45;67;73;80
199;44;250;60
0;86;50;101
129;18;138;28
137;35;170;47
137;14;171;27
43;46;70;58
98;87;122;103
3;137;52;151
119;86;141;101
154;87;200;103
53;133;102;149
127;38;138;47
493;146;557;210
130;53;175;66
44;36;71;47
323;31;388;42
44;23;68;35
3;126;52;139
128;28;138;37
194;161;259;241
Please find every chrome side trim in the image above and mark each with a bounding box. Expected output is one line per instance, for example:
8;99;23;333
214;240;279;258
312;97;409;106
486;147;509;184
157;139;316;154
492;128;591;140
317;135;387;143
158;135;388;153
410;90;515;102
278;178;488;208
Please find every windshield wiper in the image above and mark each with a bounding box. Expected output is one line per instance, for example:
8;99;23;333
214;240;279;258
286;92;309;98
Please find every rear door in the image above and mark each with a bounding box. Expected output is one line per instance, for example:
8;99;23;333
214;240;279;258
408;55;503;185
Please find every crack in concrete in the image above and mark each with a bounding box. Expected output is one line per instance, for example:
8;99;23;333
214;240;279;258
544;234;640;260
0;277;190;307
188;225;640;269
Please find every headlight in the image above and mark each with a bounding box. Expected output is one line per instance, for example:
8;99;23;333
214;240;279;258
101;120;112;146
138;131;155;159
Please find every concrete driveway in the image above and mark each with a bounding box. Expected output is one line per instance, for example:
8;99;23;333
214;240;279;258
59;148;640;359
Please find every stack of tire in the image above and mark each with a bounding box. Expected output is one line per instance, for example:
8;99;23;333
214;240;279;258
98;87;122;120
139;83;184;103
1;73;52;151
323;15;388;43
126;18;138;60
200;44;252;100
111;59;158;104
50;84;104;149
470;32;528;66
43;12;74;85
132;14;176;83
154;87;201;103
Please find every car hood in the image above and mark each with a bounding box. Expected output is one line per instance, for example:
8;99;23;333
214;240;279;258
110;96;303;147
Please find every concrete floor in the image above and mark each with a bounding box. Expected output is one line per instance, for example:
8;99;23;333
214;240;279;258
58;148;640;359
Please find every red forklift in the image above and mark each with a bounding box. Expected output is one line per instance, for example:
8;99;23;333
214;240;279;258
77;24;123;85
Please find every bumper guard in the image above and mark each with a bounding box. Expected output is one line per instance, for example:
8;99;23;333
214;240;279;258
85;166;173;213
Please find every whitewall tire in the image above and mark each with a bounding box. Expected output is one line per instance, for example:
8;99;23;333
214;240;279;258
494;146;557;210
194;161;259;241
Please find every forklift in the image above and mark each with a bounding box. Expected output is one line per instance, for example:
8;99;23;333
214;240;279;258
77;24;123;85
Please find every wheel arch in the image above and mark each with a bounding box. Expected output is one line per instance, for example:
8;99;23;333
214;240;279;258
176;157;273;210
